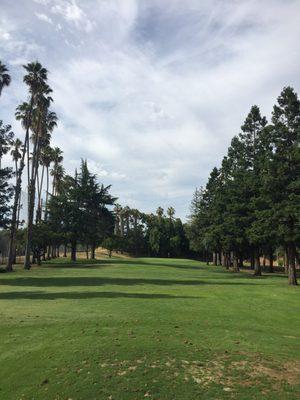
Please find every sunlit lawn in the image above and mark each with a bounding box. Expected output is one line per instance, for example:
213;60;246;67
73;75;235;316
0;256;299;399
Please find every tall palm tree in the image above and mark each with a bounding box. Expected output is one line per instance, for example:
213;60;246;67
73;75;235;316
10;138;23;184
25;87;52;269
50;163;65;196
10;139;23;261
156;206;164;219
167;206;175;220
41;146;55;220
0;61;11;96
7;62;49;271
35;110;57;222
50;147;63;195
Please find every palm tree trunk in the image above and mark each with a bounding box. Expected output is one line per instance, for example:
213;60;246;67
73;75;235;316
36;164;44;222
24;122;42;269
45;166;49;220
6;129;30;272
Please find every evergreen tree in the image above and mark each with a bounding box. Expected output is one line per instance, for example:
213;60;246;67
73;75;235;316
266;87;300;285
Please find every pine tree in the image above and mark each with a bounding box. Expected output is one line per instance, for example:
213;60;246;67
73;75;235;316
267;87;300;285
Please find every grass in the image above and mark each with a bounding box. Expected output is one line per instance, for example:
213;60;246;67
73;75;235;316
0;256;299;400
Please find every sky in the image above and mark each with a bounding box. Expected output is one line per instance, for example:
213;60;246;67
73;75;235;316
1;0;300;219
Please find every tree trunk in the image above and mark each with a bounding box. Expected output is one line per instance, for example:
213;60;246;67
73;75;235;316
24;180;36;269
238;256;244;269
254;251;262;276
91;244;95;260
45;166;49;220
6;177;22;271
6;178;22;271
6;124;32;272
232;252;239;272
47;245;51;260
250;253;255;270
288;244;298;285
63;244;67;257
32;251;37;265
86;245;89;259
71;242;77;262
221;252;226;267
37;251;41;266
212;252;217;266
284;250;289;273
51;246;56;258
269;251;274;273
24;116;42;270
224;254;230;270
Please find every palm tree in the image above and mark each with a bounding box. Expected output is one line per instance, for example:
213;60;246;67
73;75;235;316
10;139;23;185
39;145;53;221
10;139;23;262
0;61;11;96
50;147;63;195
156;206;164;218
7;61;49;271
50;163;65;196
35;110;57;222
167;206;175;220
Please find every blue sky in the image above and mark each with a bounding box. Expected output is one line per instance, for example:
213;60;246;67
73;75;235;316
1;0;300;219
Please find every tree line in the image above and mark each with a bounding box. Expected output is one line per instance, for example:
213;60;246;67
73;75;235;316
0;60;117;268
186;88;299;285
0;59;189;268
109;205;189;257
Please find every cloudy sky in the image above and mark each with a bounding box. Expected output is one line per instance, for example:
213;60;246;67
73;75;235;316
1;0;300;219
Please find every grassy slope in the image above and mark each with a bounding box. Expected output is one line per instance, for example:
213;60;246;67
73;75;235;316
0;257;299;400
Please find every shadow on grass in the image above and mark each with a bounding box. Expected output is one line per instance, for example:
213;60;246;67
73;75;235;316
0;276;255;287
43;258;288;278
0;291;198;300
44;258;203;271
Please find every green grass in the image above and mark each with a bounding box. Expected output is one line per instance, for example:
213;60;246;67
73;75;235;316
0;257;299;400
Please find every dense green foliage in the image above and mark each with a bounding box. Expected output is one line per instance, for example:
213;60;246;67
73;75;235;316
47;160;116;261
113;205;189;257
187;88;300;284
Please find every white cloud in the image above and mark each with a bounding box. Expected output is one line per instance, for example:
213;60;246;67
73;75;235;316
1;0;300;218
0;28;11;40
35;12;53;24
51;0;94;32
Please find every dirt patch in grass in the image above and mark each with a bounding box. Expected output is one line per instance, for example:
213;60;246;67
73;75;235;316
182;354;300;392
252;360;300;386
96;354;300;395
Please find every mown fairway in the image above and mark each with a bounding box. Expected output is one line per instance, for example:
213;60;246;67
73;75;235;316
0;257;299;400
